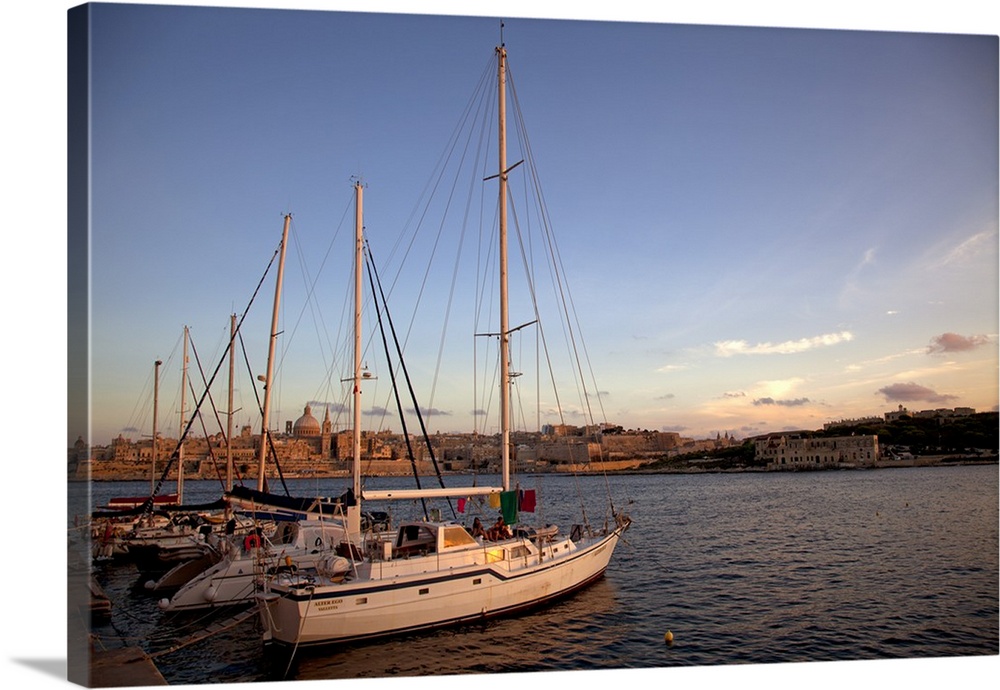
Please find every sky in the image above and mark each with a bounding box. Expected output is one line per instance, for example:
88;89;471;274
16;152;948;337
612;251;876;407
20;1;1000;449
61;1;999;448
3;2;998;690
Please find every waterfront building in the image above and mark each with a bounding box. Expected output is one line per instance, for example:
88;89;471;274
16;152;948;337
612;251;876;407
883;405;976;423
756;433;879;470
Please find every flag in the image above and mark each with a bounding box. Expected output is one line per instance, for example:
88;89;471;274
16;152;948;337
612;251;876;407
519;489;536;513
500;490;518;524
457;498;466;513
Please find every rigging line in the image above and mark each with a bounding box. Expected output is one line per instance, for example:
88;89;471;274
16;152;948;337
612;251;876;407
236;328;290;496
187;374;227;490
122;362;156;441
382;53;494;293
510;73;617;510
366;242;456;518
369;61;494;431
395;79;492;372
368;250;428;519
505;60;600;513
510;71;607;427
187;332;234;492
278;217;331;388
508;72;604;430
282;202;354;403
137;331;184;439
507;191;567;430
366;251;427;519
141;243;283;512
424;119;486;420
474;185;500;436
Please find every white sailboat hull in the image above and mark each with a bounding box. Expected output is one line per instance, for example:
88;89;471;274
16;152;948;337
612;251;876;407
258;523;627;647
162;518;352;612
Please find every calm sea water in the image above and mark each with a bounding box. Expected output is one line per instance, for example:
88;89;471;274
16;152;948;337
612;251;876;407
81;465;998;685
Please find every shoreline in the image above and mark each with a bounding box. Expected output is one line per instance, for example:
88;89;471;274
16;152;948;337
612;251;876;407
75;454;998;483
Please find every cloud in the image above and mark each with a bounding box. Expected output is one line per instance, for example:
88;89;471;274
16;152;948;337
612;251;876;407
407;407;452;417
876;382;957;404
661;424;688;433
934;230;997;268
657;364;689;373
715;331;853;357
723;391;746;399
654;393;675;400
752;397;811;407
842;348;926;375
839;247;878;305
310;401;347;415
927;333;990;354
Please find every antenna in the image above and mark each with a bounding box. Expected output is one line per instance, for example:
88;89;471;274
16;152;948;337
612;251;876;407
500;19;505;47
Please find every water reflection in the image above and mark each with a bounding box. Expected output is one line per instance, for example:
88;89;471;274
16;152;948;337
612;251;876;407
286;577;623;680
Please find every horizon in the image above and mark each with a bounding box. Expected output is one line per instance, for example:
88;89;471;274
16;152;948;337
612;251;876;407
74;402;992;450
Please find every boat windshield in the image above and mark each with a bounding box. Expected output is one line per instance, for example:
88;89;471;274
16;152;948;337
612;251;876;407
442;525;478;549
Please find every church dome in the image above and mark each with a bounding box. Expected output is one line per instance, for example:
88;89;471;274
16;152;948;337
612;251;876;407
293;405;321;437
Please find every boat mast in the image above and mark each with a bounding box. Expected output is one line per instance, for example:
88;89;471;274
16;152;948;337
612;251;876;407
178;326;188;504
150;358;162;494
352;181;363;504
360;51;508;504
256;213;292;490
497;44;511;491
226;313;236;495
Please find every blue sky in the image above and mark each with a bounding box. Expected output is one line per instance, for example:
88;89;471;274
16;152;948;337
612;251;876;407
69;2;999;446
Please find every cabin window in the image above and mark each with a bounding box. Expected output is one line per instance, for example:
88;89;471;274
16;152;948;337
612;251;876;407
398;525;423;546
472;578;482;585
510;545;530;559
396;525;436;553
419;588;429;595
442;526;478;549
355;597;368;605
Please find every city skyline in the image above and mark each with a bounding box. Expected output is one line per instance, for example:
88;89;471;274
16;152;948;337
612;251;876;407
71;3;997;449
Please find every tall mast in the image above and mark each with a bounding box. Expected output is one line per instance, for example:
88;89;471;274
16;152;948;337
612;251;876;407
151;358;161;494
256;213;292;490
178;326;188;504
352;181;363;503
497;44;511;491
226;313;236;495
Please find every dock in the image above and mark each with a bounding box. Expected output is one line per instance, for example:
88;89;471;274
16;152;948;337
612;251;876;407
90;647;167;687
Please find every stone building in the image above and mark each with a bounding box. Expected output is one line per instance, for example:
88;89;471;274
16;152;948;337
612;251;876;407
756;433;879;470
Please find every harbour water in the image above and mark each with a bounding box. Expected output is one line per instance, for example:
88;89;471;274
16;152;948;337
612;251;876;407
79;464;998;685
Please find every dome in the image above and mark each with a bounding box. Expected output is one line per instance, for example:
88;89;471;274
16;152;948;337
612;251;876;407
293;405;321;437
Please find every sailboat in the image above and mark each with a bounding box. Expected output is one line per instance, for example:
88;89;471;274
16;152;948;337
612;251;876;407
91;336;208;564
256;44;631;649
118;327;236;573
158;215;358;611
